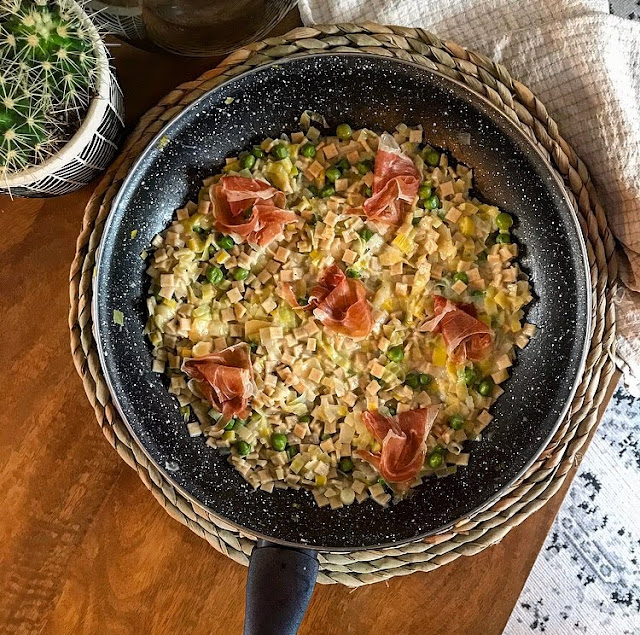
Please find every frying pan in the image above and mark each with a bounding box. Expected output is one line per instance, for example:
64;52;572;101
93;53;590;634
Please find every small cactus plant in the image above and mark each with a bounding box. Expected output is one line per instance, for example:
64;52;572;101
0;0;99;177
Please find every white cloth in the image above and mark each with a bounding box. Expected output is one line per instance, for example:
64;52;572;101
299;0;640;394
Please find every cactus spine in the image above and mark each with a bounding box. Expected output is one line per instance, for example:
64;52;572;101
0;0;99;176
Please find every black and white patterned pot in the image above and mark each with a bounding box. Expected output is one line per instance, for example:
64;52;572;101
0;0;125;198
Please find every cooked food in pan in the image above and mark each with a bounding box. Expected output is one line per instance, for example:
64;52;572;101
144;116;534;508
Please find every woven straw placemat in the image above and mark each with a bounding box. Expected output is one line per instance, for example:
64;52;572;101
69;23;617;587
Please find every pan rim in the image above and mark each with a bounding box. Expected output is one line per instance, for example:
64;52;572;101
93;52;592;552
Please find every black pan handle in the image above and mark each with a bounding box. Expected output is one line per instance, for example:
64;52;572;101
244;539;319;635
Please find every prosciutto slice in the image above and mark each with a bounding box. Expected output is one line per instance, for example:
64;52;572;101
210;176;297;247
182;343;255;421
304;265;373;338
420;295;492;362
360;132;420;225
356;406;440;484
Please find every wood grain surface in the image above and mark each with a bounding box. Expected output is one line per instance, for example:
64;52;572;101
0;17;621;635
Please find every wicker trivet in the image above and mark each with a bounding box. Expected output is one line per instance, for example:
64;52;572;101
69;23;618;587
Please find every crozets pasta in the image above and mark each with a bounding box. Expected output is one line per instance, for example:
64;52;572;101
144;116;534;508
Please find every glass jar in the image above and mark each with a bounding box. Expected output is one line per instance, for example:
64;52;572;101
87;0;298;57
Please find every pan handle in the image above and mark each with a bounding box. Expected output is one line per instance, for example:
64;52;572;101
244;539;319;635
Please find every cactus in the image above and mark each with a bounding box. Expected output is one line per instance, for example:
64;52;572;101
0;0;99;176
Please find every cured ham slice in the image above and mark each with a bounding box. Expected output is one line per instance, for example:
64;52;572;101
278;280;317;310
356;406;440;484
182;343;255;421
420;295;492;362
280;266;373;338
306;265;373;338
361;132;420;225
210;176;297;247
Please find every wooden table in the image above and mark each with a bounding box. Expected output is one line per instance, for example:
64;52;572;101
0;20;620;635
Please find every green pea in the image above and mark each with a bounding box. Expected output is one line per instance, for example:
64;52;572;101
336;123;352;140
418;183;432;199
449;414;465;430
429;452;444;469
433;444;444;454
419;373;432;386
240;154;256;169
496;232;511;244
339;457;354;472
412;216;421;226
387;345;404;363
346;268;360;279
271;433;288;452
224;419;236;431
426;195;440;210
337;157;350;172
359;227;374;242
206;266;224;285
251;146;265;159
478;377;494;396
405;372;420;389
234;267;249;281
452;272;468;284
423;147;441;167
496;212;513;230
377;476;387;487
299;414;312;424
236;440;251;456
320;184;335;198
287;446;299;460
364;185;373;198
357;161;371;175
271;144;289;160
325;166;341;183
218;235;234;250
300;143;316;158
462;367;477;385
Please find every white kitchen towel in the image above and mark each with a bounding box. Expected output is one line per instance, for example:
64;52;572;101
299;0;640;394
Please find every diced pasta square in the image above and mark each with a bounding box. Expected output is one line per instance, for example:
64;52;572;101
226;288;242;303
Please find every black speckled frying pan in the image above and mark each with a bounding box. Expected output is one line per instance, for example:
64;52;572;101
94;54;590;634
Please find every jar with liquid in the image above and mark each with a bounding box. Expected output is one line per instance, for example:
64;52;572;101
143;0;297;56
86;0;297;56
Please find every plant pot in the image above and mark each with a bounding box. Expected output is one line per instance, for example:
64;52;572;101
0;0;125;198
